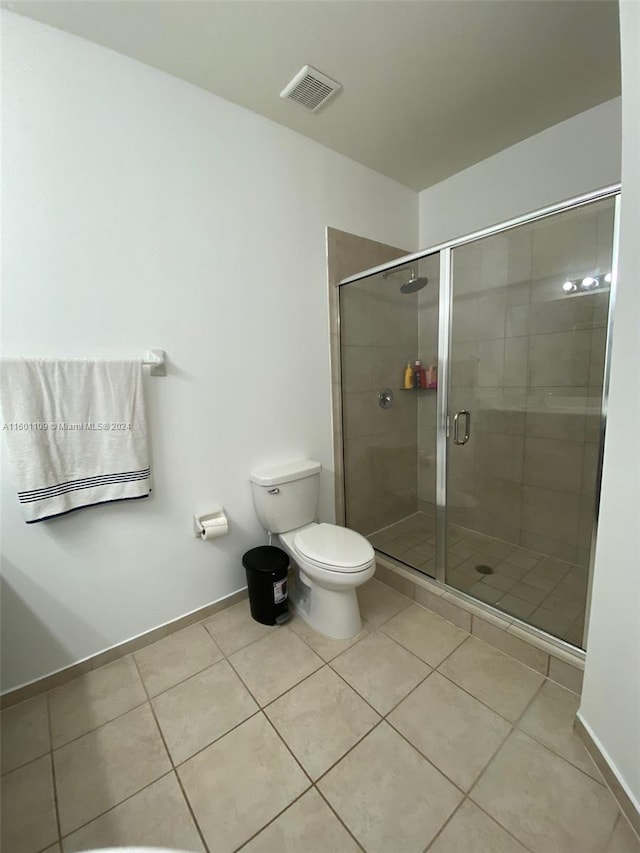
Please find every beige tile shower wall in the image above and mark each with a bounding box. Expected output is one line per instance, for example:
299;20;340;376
340;279;419;534
418;199;614;566
518;200;613;566
327;228;411;532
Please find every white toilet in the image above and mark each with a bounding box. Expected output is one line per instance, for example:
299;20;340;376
250;459;375;639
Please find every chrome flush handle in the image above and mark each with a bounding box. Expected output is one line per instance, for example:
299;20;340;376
267;488;280;495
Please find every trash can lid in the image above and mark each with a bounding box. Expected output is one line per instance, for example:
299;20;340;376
242;545;289;573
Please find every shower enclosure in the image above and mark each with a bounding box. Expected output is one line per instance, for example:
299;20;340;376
339;187;619;651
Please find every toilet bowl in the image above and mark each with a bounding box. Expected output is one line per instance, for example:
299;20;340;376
249;460;375;639
279;522;375;639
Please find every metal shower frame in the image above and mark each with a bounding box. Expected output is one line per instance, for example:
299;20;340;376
339;183;621;656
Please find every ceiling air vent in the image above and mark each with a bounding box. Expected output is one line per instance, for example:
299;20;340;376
280;65;342;112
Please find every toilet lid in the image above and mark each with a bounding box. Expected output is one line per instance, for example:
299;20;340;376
294;523;374;572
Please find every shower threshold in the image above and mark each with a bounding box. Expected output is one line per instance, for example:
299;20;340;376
367;512;587;649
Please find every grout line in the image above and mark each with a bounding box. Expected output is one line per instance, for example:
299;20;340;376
259;660;326;712
201;616;281;659
335;685;389;762
237;669;379;851
463;747;520;832
314;786;367;852
519;727;607;788
218;692;370;853
601;816;621;853
170;708;264;770
139;657;228;703
432;641;602;785
34;843;61;853
461;667;548;847
0;745;52;778
434;646;543;726
422;797;466;853
223;627;324;709
462;619;558;678
94;622;322;776
509;680;608;788
49;635;269;758
310;718;386;789
0;747;66;778
172;769;211;853
374;620;444;663
461;677;553;824
469;721;517;788
465;797;538;853
319;640;481;798
325;657;388;719
259;709;315;785
384;663;516;797
382;716;467;799
50;698;150;754
285;617;366;664
272;589;569;761
130;654;211;853
381;623;468;668
229;787;312;852
137;653;257;768
58;768;176;845
45;691;63;850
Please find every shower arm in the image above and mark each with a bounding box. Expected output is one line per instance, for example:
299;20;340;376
382;265;416;279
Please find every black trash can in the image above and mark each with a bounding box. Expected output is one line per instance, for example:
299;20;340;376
242;545;290;626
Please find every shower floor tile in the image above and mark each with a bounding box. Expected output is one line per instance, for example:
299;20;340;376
3;584;635;853
368;513;588;647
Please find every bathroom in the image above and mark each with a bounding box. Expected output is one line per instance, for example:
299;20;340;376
1;3;639;853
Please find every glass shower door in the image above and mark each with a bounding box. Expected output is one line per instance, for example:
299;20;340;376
444;197;615;647
340;254;440;576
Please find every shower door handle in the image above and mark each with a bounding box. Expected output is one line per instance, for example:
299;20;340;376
453;410;471;445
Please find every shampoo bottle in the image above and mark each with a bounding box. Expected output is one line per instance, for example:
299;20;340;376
413;359;422;389
403;362;413;389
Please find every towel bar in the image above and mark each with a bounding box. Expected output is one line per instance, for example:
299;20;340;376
143;349;166;376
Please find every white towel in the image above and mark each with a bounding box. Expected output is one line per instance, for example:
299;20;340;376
0;359;151;523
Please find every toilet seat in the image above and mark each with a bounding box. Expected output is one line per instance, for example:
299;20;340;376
293;523;374;573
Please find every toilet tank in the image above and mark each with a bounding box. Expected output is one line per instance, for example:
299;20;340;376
250;460;321;533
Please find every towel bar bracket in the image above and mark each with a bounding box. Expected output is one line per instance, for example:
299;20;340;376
144;349;166;376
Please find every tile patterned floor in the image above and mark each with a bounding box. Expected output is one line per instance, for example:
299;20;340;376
2;579;638;853
369;513;588;647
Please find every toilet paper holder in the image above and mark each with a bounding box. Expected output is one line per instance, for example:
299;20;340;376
193;508;228;539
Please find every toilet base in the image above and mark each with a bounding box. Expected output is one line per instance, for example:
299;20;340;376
290;568;365;640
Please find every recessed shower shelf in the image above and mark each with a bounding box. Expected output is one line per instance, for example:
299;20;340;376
400;386;437;391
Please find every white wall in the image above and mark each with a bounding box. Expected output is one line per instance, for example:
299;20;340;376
0;11;417;691
579;2;640;816
418;98;621;247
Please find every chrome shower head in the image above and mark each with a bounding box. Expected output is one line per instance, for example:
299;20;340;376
382;265;429;293
400;269;429;294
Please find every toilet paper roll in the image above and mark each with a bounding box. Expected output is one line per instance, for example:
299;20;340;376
200;515;228;540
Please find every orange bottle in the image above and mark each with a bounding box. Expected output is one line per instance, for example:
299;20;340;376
403;362;413;389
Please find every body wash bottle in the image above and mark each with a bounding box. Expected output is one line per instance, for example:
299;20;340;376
403;361;413;389
413;359;422;389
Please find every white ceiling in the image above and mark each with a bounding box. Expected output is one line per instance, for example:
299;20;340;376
6;0;621;190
